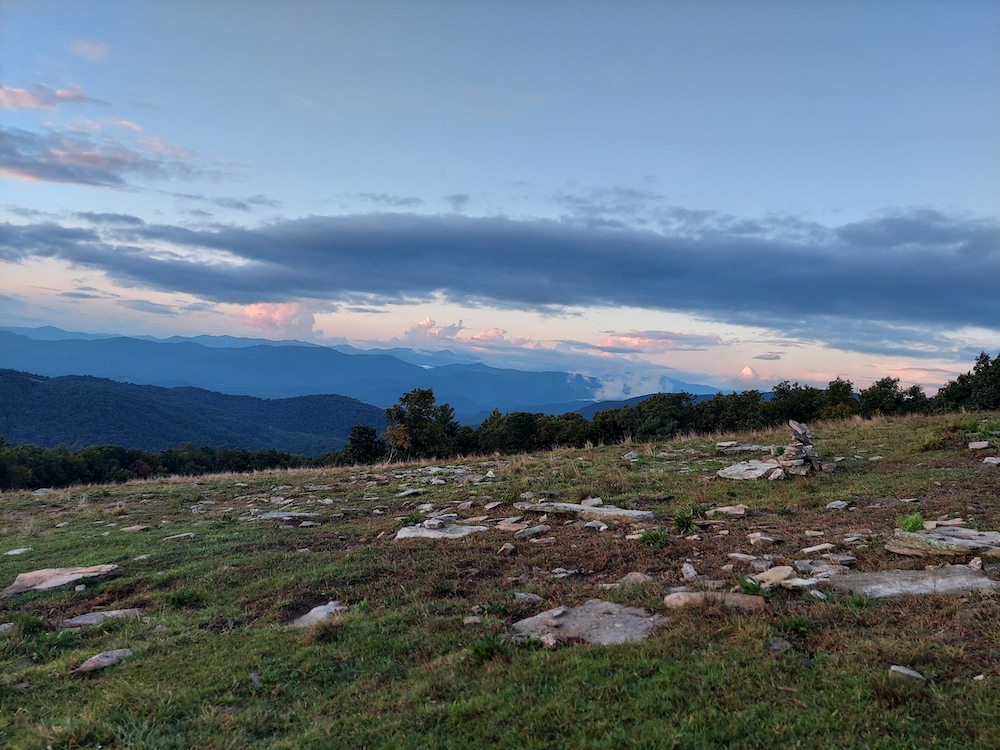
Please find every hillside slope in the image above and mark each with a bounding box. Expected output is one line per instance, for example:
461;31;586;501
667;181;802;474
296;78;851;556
0;369;387;455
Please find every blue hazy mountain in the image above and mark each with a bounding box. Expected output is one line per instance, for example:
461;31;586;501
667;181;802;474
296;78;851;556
0;368;386;455
0;330;605;421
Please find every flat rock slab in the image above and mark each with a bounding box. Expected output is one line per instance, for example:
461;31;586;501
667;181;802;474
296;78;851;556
254;511;320;521
717;460;785;481
73;648;132;674
290;601;349;628
394;524;488;540
827;566;998;598
512;599;665;645
886;528;1000;558
514;502;653;522
60;608;142;629
3;565;122;598
663;591;767;612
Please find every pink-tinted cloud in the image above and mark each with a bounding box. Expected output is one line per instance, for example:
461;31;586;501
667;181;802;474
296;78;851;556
398;317;465;340
239;302;317;338
597;329;723;353
71;40;110;62
0;85;108;111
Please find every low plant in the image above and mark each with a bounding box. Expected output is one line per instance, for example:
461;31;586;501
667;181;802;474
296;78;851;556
738;577;765;596
637;528;671;548
672;506;697;535
897;512;925;532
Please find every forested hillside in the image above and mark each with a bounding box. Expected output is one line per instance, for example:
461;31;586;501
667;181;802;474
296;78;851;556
0;369;387;455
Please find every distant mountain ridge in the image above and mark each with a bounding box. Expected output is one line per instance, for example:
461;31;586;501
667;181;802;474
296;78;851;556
0;368;386;455
0;327;725;422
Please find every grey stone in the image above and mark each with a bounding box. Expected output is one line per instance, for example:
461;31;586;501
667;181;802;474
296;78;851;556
580;496;603;507
463;616;481;626
826;500;849;511
513;599;665;645
794;560;815;574
514;592;544;604
514;524;551;540
60;608;142;628
717;460;785;481
801;542;835;555
395;524;488;540
985;457;1000;466
0;622;14;634
823;553;858;566
497;542;516;555
290;601;348;628
889;665;926;681
255;510;321;521
752;559;774;573
163;532;195;542
663;591;767;612
780;577;819;590
706;504;748;517
886;527;1000;558
73;648;132;673
3;565;122;598
584;520;609;532
422;518;445;530
969;441;990;450
4;548;31;556
827;566;999;598
396;488;426;497
513;501;653;522
618;572;653;586
681;563;699;580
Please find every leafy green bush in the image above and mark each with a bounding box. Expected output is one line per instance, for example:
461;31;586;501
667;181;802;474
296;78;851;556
897;513;925;532
637;528;671;548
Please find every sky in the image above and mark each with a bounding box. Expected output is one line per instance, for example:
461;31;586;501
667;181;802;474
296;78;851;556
1;0;998;398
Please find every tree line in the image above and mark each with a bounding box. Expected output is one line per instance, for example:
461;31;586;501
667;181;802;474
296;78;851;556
2;351;997;490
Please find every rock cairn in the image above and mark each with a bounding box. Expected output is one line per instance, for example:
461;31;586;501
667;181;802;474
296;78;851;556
774;420;834;477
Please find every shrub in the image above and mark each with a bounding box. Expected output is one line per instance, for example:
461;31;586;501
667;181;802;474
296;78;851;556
897;513;925;532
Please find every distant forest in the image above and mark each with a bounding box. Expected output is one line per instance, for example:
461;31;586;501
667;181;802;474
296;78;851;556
1;351;997;491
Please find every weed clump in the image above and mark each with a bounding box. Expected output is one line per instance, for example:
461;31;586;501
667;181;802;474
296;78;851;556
637;528;671;548
897;513;925;532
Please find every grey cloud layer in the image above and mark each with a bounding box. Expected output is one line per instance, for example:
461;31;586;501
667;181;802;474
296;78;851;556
1;210;997;355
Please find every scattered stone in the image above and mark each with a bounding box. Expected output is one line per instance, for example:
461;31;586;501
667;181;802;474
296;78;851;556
514;592;544;605
519;491;536;501
804;530;824;538
396;488;426;498
808;590;828;601
4;548;31;556
3;565;122;598
60;609;142;629
706;504;748;517
513;599;665;645
121;525;149;533
969;441;990;450
899;498;919;504
716;441;738;449
663;591;766;612
584;520;609;532
801;542;835;555
618;572;653;586
395;524;488;540
969;556;983;570
621;451;640;461
513;501;653;522
728;553;757;562
580;496;603;507
463;616;482;626
794;560;815;574
885;528;1000;558
770;638;793;652
826;500;849;511
73;648;133;674
752;559;774;573
133;554;150;561
423;518;445;530
296;548;310;554
55;522;69;528
163;532;195;542
0;622;14;634
290;601;348;628
496;522;528;532
984;457;1000;466
828;566;999;598
514;524;551;540
529;537;556;545
484;501;503;510
748;532;777;546
31;488;55;496
780;578;819;591
889;665;926;681
752;566;794;587
717;460;785;481
681;563;699;580
497;542;516;556
823;553;857;566
75;584;86;592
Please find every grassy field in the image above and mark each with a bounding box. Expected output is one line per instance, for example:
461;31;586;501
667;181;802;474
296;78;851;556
2;412;1000;749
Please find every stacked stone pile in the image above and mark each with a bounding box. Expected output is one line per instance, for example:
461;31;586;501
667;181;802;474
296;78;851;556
773;420;837;477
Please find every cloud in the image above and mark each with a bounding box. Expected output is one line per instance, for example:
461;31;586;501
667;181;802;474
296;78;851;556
0;85;108;110
445;194;471;212
74;212;146;226
71;41;110;62
396;317;465;342
119;299;175;315
238;301;328;338
1;208;998;359
0;127;203;186
211;194;282;212
753;352;782;361
597;330;723;353
353;192;425;208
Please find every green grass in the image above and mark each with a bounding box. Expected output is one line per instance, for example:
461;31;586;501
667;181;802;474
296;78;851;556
2;411;1000;748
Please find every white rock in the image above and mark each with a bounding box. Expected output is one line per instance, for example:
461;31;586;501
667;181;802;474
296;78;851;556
681;563;698;580
801;542;836;555
162;532;194;542
73;648;133;673
826;501;849;510
290;601;348;628
984;457;1000;466
706;504;748;517
968;441;990;450
4;548;31;556
395;524;488;540
889;665;926;681
752;566;794;587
